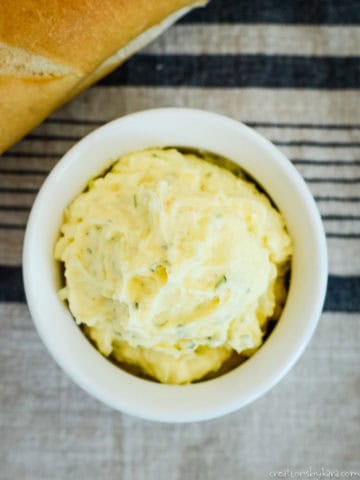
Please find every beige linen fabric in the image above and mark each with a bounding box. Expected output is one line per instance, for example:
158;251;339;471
1;11;359;479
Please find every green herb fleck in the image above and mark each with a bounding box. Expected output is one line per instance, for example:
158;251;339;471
87;247;93;254
95;225;102;231
134;302;139;310
214;275;227;289
177;323;184;328
112;329;122;337
207;336;213;341
133;194;138;208
157;320;168;327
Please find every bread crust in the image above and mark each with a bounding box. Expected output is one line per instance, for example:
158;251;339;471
0;0;206;153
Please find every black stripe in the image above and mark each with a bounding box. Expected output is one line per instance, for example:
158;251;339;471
25;134;78;142
0;266;25;303
322;215;360;221
1;152;61;159
0;224;26;230
306;178;360;184
247;122;360;130
46;118;105;126
0;169;49;176
327;233;360;239
293;159;360;166
98;55;360;89
46;118;360;131
315;196;360;202
1;266;359;312
181;0;360;25
274;141;360;148
325;276;360;312
0;206;29;212
0;187;38;194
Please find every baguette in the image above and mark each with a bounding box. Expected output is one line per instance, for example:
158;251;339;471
0;0;207;154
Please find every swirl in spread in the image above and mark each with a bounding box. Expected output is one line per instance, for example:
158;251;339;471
55;148;292;384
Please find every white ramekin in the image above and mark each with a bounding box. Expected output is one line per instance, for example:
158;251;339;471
23;108;328;423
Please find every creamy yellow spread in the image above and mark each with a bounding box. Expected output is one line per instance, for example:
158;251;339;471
55;148;292;384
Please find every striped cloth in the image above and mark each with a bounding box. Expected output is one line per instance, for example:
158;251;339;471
1;1;359;478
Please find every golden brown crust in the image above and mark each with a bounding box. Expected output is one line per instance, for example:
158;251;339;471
0;76;80;152
0;0;201;73
0;0;206;153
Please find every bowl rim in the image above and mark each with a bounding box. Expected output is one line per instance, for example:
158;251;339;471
23;107;328;422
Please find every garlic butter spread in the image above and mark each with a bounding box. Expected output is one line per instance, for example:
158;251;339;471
55;148;292;384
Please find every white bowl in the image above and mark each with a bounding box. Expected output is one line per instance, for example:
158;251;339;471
23;108;327;422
